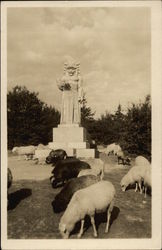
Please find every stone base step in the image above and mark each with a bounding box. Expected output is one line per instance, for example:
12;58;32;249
48;142;95;158
76;148;95;158
53;126;87;143
48;141;89;150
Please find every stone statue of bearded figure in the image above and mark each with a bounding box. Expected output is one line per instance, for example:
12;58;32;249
57;59;83;125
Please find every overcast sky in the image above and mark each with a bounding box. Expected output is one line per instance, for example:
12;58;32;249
7;7;151;118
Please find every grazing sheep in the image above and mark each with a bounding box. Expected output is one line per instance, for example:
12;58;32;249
123;157;131;166
117;151;131;166
143;167;151;198
77;165;104;180
52;175;100;213
120;165;150;193
50;158;90;188
134;156;150;166
33;149;51;165
33;156;47;165
59;180;116;239
117;150;124;165
46;149;67;164
12;146;35;160
106;143;116;155
113;144;122;156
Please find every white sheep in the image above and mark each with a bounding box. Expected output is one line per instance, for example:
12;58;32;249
106;143;116;155
12;146;36;160
33;148;51;165
143;167;151;198
117;150;124;165
113;144;122;155
59;180;116;239
36;144;49;150
120;165;150;193
77;165;104;180
134;156;150;166
117;150;124;157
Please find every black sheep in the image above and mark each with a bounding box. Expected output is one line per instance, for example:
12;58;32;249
50;158;90;188
52;175;100;213
46;149;67;164
8;168;13;207
8;168;13;189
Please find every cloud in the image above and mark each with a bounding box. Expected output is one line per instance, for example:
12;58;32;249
7;6;151;118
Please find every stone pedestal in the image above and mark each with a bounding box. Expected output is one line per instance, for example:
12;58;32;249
48;124;95;158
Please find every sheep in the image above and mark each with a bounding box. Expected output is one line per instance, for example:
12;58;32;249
8;168;13;189
106;143;116;155
50;158;90;188
143;167;151;198
46;149;67;164
59;180;116;239
33;156;47;165
52;175;100;213
8;168;13;207
123;156;131;166
12;146;36;160
97;145;106;153
106;143;122;156
36;143;49;150
120;165;150;193
77;164;104;180
117;150;124;165
33;148;51;165
113;144;122;156
117;150;131;166
134;156;150;166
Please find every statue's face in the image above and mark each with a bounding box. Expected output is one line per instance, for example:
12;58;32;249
67;67;76;76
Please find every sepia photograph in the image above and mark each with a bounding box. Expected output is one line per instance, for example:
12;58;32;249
1;1;162;250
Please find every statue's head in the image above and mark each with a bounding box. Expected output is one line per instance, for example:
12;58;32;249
66;66;76;76
64;59;80;76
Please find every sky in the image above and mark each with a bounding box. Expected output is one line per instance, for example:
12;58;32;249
7;7;151;118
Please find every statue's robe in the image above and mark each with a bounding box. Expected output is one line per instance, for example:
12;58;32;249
60;75;83;125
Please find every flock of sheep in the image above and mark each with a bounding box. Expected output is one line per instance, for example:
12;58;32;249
8;143;151;239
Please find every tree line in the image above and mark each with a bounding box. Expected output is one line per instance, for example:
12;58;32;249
7;86;151;159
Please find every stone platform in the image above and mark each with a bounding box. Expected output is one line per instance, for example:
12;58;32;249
49;124;95;158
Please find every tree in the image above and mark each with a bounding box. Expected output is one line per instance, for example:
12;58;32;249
7;86;60;149
85;96;151;160
122;95;151;158
94;112;114;145
112;104;126;144
81;93;95;128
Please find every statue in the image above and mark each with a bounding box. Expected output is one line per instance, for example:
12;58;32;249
57;59;83;125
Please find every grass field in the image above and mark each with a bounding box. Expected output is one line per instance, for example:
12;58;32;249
7;154;151;239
